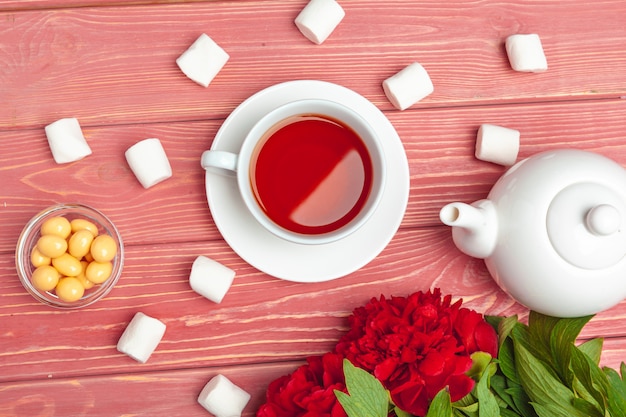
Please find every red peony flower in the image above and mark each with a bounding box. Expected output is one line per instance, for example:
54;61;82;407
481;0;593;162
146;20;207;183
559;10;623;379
257;352;348;417
333;289;498;416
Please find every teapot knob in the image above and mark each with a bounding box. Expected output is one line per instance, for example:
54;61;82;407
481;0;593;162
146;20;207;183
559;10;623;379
547;183;626;270
586;204;621;236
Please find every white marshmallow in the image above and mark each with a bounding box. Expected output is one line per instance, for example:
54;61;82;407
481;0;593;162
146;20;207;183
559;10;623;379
116;312;166;363
125;138;172;189
383;62;434;110
295;0;345;45
197;374;250;417
505;34;548;72
176;33;230;88
44;118;92;164
189;256;235;304
475;124;520;166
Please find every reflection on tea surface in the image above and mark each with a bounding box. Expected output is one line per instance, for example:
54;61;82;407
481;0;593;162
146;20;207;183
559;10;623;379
251;115;373;235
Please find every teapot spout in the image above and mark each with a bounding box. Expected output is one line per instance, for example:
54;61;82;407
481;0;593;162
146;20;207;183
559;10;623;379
440;200;498;259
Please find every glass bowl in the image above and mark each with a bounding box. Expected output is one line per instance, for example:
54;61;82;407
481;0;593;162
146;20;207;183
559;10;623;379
15;203;124;309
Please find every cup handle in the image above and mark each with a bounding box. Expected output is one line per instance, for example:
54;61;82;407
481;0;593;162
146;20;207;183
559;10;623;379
201;150;238;172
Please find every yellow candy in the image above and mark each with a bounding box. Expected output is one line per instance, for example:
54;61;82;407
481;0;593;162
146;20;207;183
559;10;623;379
90;235;117;263
76;275;95;290
55;277;84;302
36;235;68;258
68;230;94;259
31;265;60;291
75;261;94;289
76;261;95;289
40;216;71;239
85;261;113;284
28;214;118;303
70;218;99;237
75;260;89;278
51;253;82;277
30;246;51;267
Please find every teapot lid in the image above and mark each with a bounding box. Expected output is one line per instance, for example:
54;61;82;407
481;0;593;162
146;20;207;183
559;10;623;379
547;182;626;269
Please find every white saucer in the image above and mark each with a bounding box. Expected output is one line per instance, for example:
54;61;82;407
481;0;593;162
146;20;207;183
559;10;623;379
205;80;409;282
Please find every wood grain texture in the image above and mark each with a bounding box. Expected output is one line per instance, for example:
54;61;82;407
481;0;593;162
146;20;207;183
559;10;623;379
2;228;625;381
2;339;625;417
0;361;301;417
1;1;626;130
2;99;626;252
0;0;211;12
1;0;625;416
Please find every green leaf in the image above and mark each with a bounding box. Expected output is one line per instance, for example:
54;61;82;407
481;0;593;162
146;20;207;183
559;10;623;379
603;364;626;417
497;315;520;349
503;383;538;417
512;322;562;383
526;312;560;365
426;387;452;417
335;359;389;417
527;311;559;334
394;407;413;417
604;363;626;396
490;378;526;416
569;344;607;413
453;391;476;409
513;340;587;417
500;408;524;417
453;409;470;417
577;338;604;365
498;338;519;384
476;365;500;417
454;401;479;413
549;315;592;346
530;401;585;417
452;395;479;417
489;374;515;410
511;320;552;371
570;398;604;417
467;351;493;380
549;315;594;385
572;376;602;411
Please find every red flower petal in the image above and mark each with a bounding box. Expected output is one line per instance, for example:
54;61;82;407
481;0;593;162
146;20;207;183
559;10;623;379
475;320;499;357
447;374;476;402
374;357;398;381
256;353;347;417
419;350;446;376
259;289;498;417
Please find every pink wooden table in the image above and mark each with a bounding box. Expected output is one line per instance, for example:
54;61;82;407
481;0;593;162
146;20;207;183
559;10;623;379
1;1;625;415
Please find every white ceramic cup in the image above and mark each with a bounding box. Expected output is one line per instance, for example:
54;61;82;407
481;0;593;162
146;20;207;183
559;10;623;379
201;99;386;245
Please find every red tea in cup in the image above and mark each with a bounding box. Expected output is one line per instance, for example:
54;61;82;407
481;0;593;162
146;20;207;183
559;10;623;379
201;98;386;245
250;115;373;235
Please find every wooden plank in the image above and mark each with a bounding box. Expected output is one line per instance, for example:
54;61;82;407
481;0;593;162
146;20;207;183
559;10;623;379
0;341;624;417
2;227;625;383
1;1;625;414
2;99;626;253
0;119;222;253
0;0;210;12
0;361;300;417
0;343;619;417
1;1;626;130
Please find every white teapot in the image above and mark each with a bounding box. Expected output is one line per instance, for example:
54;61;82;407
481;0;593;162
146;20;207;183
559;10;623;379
440;149;626;317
